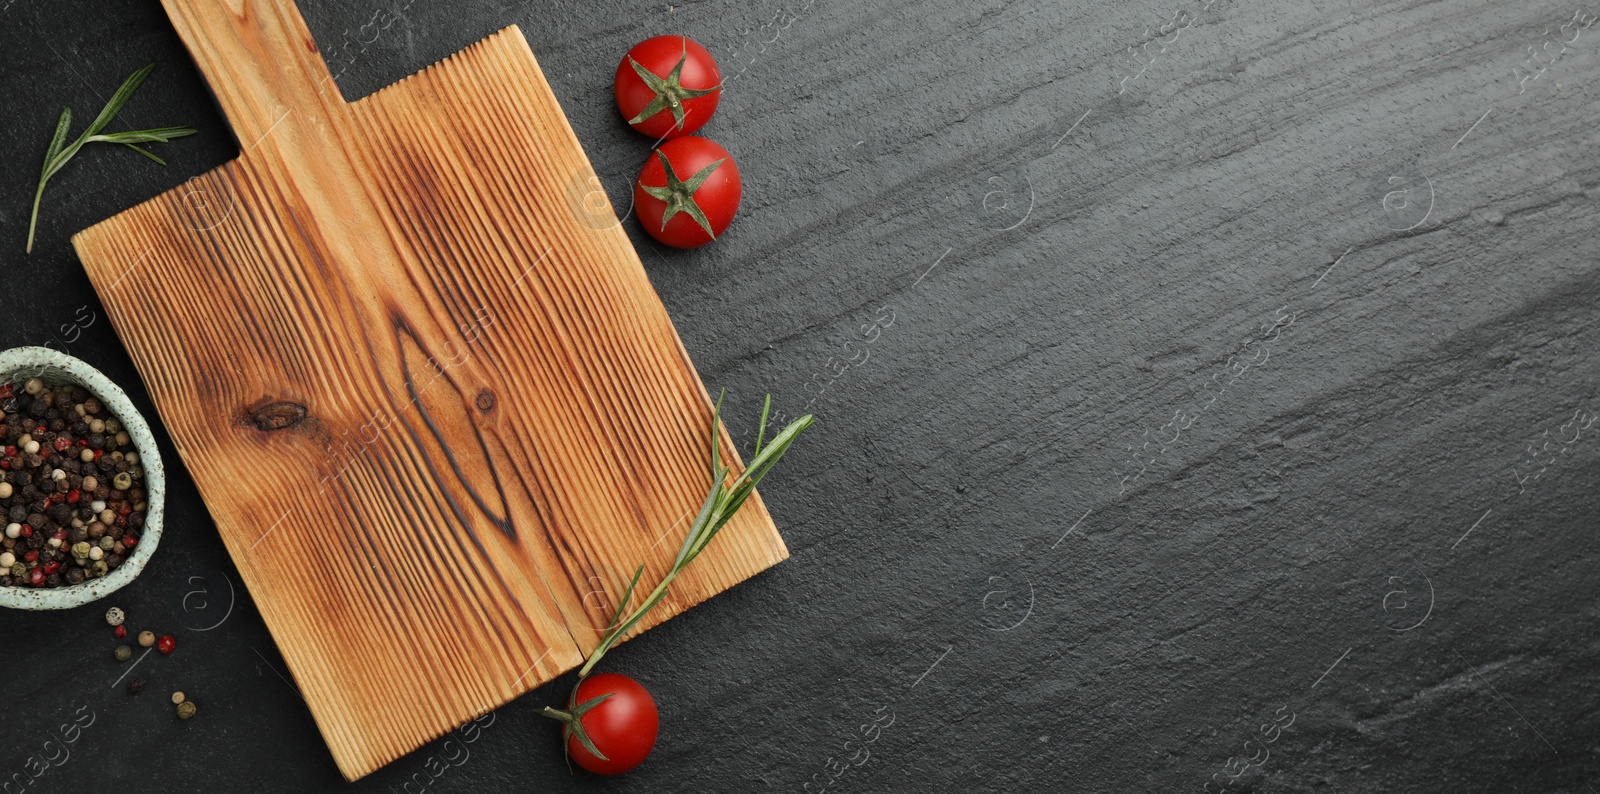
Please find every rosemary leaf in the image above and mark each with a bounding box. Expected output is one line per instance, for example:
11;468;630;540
42;109;71;181
753;393;773;456
604;564;646;633
82;63;155;139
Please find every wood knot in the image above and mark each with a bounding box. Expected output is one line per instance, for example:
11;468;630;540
475;389;496;413
249;401;308;432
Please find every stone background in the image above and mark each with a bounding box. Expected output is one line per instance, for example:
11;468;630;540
1;0;1597;791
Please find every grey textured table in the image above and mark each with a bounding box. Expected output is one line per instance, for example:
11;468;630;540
2;0;1598;791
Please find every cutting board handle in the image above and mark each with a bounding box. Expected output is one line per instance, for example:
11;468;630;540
160;0;343;147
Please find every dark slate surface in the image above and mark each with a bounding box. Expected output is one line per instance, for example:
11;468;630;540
3;0;1598;791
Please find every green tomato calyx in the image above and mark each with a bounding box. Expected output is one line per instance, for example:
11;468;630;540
626;39;720;130
639;150;726;239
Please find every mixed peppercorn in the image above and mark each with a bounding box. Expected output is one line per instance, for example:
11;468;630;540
108;608;193;719
0;377;148;588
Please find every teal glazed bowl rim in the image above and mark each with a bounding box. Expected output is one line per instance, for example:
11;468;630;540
0;346;166;610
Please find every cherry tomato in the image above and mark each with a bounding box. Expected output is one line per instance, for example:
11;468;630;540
566;673;659;775
634;136;741;249
614;36;722;140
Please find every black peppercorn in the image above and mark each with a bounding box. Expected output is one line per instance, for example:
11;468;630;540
7;506;23;523
127;677;145;694
87;433;105;451
67;525;87;544
65;567;84;585
26;513;45;529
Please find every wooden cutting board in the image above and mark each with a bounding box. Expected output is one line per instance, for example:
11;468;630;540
71;0;788;780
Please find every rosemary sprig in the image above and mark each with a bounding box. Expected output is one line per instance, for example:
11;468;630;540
541;393;814;759
581;392;812;678
27;64;197;253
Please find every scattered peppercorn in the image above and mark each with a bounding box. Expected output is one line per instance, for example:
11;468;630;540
176;700;197;720
127;678;145;694
113;644;132;662
114;624;127;639
105;606;125;626
156;634;175;654
171;691;186;704
138;630;155;647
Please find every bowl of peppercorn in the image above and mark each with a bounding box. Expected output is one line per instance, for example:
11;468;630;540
0;346;164;610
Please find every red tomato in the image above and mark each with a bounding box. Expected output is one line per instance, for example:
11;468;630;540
566;673;659;775
614;36;722;140
634;136;741;249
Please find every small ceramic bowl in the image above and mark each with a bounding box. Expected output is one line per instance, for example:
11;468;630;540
0;347;165;610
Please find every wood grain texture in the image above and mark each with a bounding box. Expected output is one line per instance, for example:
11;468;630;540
70;0;787;780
